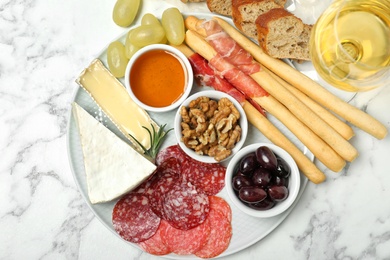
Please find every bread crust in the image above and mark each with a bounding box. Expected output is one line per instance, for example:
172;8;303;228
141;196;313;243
207;0;233;16
232;0;284;38
255;7;292;28
255;8;311;60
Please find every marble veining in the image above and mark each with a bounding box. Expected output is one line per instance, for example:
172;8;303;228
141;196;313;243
1;0;390;259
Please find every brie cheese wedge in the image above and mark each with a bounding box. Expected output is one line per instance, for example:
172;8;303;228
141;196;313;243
72;102;157;204
76;59;158;154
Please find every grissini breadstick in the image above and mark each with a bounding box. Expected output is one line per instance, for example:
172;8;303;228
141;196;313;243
185;16;207;36
212;16;388;140
185;29;346;172
251;71;358;161
189;18;358;163
264;66;355;140
174;43;326;183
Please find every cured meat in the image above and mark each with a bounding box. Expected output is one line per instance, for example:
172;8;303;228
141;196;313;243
202;20;261;75
160;218;211;255
130;173;156;194
187;20;268;99
157;145;226;196
163;182;210;230
190;53;244;103
193;164;225;196
210;54;268;98
189;52;216;87
112;193;160;243
147;157;181;218
209;196;232;222
182;158;226;196
137;196;232;257
189;52;266;116
155;144;186;165
194;208;232;258
138;220;171;256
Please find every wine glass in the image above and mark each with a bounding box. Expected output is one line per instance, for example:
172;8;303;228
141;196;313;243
309;0;390;92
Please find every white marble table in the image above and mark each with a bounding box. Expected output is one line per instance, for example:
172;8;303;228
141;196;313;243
1;0;390;259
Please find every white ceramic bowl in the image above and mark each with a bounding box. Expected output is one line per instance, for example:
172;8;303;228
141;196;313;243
124;44;193;112
174;90;248;164
225;143;301;218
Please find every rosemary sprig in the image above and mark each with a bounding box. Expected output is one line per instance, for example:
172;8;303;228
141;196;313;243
129;123;173;163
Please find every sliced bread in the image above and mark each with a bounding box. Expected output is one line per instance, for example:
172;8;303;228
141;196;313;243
207;0;233;16
232;0;286;39
256;8;311;60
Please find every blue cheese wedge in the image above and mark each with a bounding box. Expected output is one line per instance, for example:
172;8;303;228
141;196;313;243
72;102;157;204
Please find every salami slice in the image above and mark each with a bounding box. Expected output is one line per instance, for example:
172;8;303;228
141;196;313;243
158;145;226;196
147;158;181;219
181;159;200;184
194;164;226;195
163;182;210;230
209;196;232;222
182;159;226;196
130;173;155;194
160;218;211;255
156;144;187;165
138;220;171;256
112;193;160;243
194;209;232;258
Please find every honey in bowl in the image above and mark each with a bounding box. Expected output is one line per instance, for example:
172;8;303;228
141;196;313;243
129;49;187;107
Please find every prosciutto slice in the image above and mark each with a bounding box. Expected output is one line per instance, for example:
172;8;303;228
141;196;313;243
209;53;269;98
202;20;261;75
189;52;266;115
190;53;245;103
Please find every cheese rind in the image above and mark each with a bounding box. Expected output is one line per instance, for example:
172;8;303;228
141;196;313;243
72;102;157;204
76;59;158;152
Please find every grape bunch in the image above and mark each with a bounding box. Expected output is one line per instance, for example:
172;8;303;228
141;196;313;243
108;6;185;78
231;146;291;210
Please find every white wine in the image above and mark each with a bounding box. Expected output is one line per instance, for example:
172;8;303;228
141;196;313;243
310;0;390;91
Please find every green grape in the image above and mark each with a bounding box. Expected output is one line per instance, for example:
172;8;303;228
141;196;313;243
140;13;167;44
161;8;185;45
112;0;140;27
129;24;166;47
125;30;141;59
141;13;160;26
107;41;129;78
159;35;168;44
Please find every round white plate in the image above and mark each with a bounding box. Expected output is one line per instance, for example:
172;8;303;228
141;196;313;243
67;12;326;259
